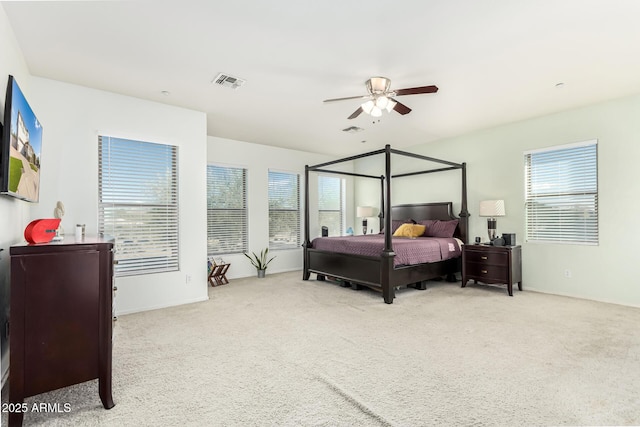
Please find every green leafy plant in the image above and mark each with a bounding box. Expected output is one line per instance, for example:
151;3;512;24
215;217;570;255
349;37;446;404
243;248;276;270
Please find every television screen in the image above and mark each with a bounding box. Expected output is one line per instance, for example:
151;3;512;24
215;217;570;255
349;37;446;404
1;75;42;203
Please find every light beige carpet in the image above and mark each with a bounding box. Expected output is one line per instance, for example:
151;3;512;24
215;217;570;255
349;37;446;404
3;271;640;426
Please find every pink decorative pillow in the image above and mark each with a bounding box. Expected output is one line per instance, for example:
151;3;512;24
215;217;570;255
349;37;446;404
418;219;436;237
424;219;459;238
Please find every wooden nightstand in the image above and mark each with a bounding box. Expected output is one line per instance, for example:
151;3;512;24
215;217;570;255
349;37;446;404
462;244;522;296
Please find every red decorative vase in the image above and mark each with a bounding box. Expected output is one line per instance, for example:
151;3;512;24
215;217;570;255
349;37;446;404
24;218;62;244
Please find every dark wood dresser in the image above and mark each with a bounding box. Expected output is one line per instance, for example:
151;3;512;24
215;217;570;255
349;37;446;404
461;244;522;296
8;237;115;426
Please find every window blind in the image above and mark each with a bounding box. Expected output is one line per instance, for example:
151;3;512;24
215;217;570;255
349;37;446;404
99;136;179;276
207;165;248;255
318;175;344;236
524;140;598;244
268;170;300;250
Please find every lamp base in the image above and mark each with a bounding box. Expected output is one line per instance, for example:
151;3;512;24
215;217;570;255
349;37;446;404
487;218;497;241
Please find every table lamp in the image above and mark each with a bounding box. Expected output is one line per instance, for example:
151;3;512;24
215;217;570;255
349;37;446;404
356;206;375;235
479;200;505;241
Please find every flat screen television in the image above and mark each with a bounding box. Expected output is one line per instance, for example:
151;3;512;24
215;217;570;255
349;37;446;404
1;75;42;203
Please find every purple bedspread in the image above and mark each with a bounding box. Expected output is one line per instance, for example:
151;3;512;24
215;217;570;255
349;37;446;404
311;234;461;267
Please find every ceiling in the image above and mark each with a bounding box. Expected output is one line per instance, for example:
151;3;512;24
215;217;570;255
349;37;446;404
4;1;640;157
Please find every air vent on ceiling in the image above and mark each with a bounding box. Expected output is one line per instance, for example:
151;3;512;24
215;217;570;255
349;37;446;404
342;126;364;133
212;73;246;89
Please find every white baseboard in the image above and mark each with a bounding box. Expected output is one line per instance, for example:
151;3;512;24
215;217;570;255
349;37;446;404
115;295;210;316
525;286;640;309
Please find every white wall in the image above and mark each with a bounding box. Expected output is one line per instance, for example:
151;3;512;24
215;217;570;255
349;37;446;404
355;93;640;307
207;136;354;279
29;78;208;315
0;3;33;387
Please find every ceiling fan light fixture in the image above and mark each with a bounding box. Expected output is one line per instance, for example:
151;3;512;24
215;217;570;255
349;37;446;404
362;97;392;117
375;95;389;109
325;76;437;120
385;99;397;112
361;100;375;114
367;77;391;94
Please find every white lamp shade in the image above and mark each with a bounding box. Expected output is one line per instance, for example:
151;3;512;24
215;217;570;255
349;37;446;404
362;95;395;117
361;100;374;114
375;96;389;109
385;99;397;112
356;206;375;218
479;200;506;217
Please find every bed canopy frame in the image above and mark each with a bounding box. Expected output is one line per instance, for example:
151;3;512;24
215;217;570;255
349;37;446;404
303;144;469;303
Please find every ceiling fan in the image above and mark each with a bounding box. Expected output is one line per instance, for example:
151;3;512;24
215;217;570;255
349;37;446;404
323;76;438;120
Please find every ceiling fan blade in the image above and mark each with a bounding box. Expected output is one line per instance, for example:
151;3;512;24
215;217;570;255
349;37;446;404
391;99;412;115
348;107;364;119
394;85;438;96
323;95;370;103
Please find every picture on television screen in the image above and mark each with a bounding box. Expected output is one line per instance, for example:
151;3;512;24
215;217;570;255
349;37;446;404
2;75;42;202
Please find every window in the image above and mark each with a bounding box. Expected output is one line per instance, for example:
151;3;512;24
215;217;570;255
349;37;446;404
524;140;598;244
268;170;300;250
99;136;179;276
207;165;248;255
318;175;345;236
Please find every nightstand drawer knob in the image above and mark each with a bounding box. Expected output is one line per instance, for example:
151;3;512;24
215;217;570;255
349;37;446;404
481;256;488;260
481;270;488;274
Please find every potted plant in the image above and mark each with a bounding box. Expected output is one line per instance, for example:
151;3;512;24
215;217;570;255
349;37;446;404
243;248;276;278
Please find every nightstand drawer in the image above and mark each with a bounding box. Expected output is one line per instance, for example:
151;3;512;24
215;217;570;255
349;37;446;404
464;249;508;265
465;262;508;280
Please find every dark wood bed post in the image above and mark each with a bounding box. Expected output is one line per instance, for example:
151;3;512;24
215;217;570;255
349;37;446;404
378;175;385;232
303;165;311;280
459;162;470;243
381;145;395;304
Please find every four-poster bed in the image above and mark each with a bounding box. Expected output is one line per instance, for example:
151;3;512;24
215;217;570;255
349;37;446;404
303;144;469;304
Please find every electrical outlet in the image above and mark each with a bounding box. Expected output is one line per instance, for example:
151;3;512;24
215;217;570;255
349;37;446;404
185;274;192;283
564;269;572;278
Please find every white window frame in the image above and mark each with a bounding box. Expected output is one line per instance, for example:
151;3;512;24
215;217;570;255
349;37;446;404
206;164;248;256
98;136;180;276
318;175;345;237
268;170;300;251
524;139;598;245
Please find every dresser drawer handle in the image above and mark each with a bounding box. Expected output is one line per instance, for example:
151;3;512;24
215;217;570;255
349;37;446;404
481;270;488;274
481;256;488;260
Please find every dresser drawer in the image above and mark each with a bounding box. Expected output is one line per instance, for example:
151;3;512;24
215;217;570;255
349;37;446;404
465;262;508;281
464;249;508;265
